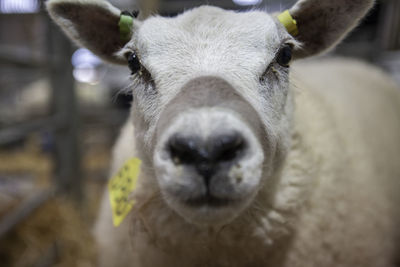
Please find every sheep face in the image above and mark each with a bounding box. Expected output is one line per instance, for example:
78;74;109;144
121;6;295;225
47;0;375;226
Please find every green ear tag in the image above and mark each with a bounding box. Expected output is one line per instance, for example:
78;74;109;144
108;158;141;227
119;14;133;41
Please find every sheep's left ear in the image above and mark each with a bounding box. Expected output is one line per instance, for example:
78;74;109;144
46;0;132;64
287;0;375;58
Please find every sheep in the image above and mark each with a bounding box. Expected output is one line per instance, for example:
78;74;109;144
46;0;400;266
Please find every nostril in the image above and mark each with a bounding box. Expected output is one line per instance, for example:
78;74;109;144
211;133;245;162
168;135;199;164
168;133;245;164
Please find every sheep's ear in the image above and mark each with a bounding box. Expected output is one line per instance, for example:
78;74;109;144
288;0;375;58
46;0;131;64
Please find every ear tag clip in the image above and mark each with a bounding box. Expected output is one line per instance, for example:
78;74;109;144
108;158;141;227
278;10;298;36
119;11;134;41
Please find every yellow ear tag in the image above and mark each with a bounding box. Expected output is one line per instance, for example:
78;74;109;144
108;158;141;227
278;10;298;36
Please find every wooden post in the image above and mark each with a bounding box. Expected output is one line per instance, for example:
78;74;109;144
46;15;83;202
378;0;400;50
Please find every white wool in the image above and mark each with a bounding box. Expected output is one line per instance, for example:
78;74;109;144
95;57;400;267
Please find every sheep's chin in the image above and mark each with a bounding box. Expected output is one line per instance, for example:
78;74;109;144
162;192;258;227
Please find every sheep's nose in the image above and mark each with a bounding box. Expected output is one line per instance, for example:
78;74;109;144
168;133;245;183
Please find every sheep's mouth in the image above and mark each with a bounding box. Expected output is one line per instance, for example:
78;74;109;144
184;195;236;208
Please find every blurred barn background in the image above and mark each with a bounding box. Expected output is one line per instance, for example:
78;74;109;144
0;0;399;266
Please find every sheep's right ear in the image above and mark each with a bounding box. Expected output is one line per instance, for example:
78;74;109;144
287;0;375;58
46;0;132;64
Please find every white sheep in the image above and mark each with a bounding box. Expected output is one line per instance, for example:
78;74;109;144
47;0;400;266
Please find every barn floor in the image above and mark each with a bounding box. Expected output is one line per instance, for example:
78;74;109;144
0;130;112;267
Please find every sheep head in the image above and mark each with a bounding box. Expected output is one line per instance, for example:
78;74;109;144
47;0;374;226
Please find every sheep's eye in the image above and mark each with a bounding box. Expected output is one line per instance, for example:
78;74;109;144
127;52;141;74
276;45;292;67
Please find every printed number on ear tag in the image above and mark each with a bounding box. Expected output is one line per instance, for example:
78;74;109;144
108;158;141;227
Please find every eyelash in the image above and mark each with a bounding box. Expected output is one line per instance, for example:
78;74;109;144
259;44;292;84
126;51;142;74
275;44;293;67
125;51;154;85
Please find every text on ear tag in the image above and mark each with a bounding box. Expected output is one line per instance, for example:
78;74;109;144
108;158;141;227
